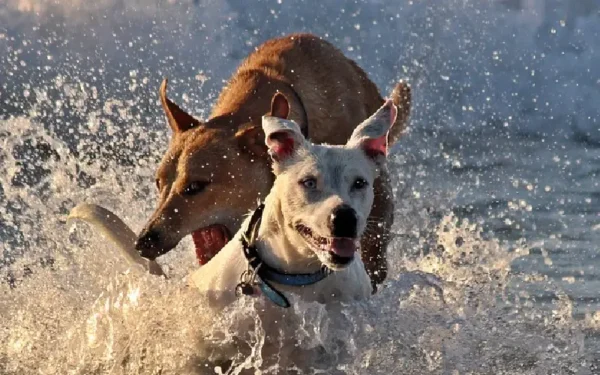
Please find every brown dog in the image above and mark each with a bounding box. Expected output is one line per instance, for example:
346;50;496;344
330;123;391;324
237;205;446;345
136;33;411;288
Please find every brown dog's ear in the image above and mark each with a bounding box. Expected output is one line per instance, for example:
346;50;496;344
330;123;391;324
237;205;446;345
235;125;267;157
270;92;290;119
387;80;411;146
159;78;202;133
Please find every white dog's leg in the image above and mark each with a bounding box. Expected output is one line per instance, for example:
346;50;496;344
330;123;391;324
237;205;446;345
68;203;165;276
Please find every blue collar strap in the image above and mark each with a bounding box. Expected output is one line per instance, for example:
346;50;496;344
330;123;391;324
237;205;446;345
236;204;332;308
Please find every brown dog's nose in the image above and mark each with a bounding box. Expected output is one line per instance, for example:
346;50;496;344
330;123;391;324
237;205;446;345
135;229;162;260
329;204;358;238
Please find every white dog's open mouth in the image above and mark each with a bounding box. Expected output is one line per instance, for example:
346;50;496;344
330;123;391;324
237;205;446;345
191;225;231;265
296;224;358;265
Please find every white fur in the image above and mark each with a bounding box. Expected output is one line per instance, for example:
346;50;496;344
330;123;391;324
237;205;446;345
187;216;372;309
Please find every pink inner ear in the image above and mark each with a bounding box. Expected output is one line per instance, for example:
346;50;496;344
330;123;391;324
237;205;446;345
271;94;290;119
268;133;295;159
363;136;387;158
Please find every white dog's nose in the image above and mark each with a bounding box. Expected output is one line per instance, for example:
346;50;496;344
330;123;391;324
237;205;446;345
329;204;358;238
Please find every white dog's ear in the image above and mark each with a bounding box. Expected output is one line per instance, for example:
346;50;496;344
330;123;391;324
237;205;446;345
347;100;397;159
261;115;305;162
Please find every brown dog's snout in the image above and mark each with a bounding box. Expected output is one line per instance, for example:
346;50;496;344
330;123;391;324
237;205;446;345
135;228;164;260
329;204;358;238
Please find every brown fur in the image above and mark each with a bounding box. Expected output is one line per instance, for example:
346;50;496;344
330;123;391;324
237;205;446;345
137;33;411;288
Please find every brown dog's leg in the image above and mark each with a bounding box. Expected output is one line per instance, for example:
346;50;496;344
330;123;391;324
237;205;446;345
361;81;411;292
361;170;394;292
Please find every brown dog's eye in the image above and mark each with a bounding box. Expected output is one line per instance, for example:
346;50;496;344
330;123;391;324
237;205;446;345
353;178;368;190
183;181;210;196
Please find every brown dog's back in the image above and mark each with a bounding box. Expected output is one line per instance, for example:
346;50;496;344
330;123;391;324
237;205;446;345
213;34;387;145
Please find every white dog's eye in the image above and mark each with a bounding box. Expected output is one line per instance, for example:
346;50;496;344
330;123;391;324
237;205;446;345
300;177;317;190
353;178;368;190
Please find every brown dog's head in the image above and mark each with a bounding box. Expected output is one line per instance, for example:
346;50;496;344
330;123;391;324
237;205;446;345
135;79;290;261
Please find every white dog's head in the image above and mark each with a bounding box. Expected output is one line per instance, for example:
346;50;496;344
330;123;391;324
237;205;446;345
261;97;397;270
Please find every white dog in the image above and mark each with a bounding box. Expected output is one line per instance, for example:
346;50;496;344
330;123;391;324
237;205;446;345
187;97;398;309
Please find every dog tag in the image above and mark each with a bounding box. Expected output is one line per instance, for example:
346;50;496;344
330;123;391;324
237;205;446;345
236;281;255;297
240;283;255;296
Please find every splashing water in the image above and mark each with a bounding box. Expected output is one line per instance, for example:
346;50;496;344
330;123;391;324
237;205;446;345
1;0;600;373
0;114;596;373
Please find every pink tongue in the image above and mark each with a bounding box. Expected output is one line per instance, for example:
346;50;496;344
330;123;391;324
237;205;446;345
329;238;357;258
192;225;230;265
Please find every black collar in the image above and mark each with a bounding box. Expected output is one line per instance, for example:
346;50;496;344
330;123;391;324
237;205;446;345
236;204;332;308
